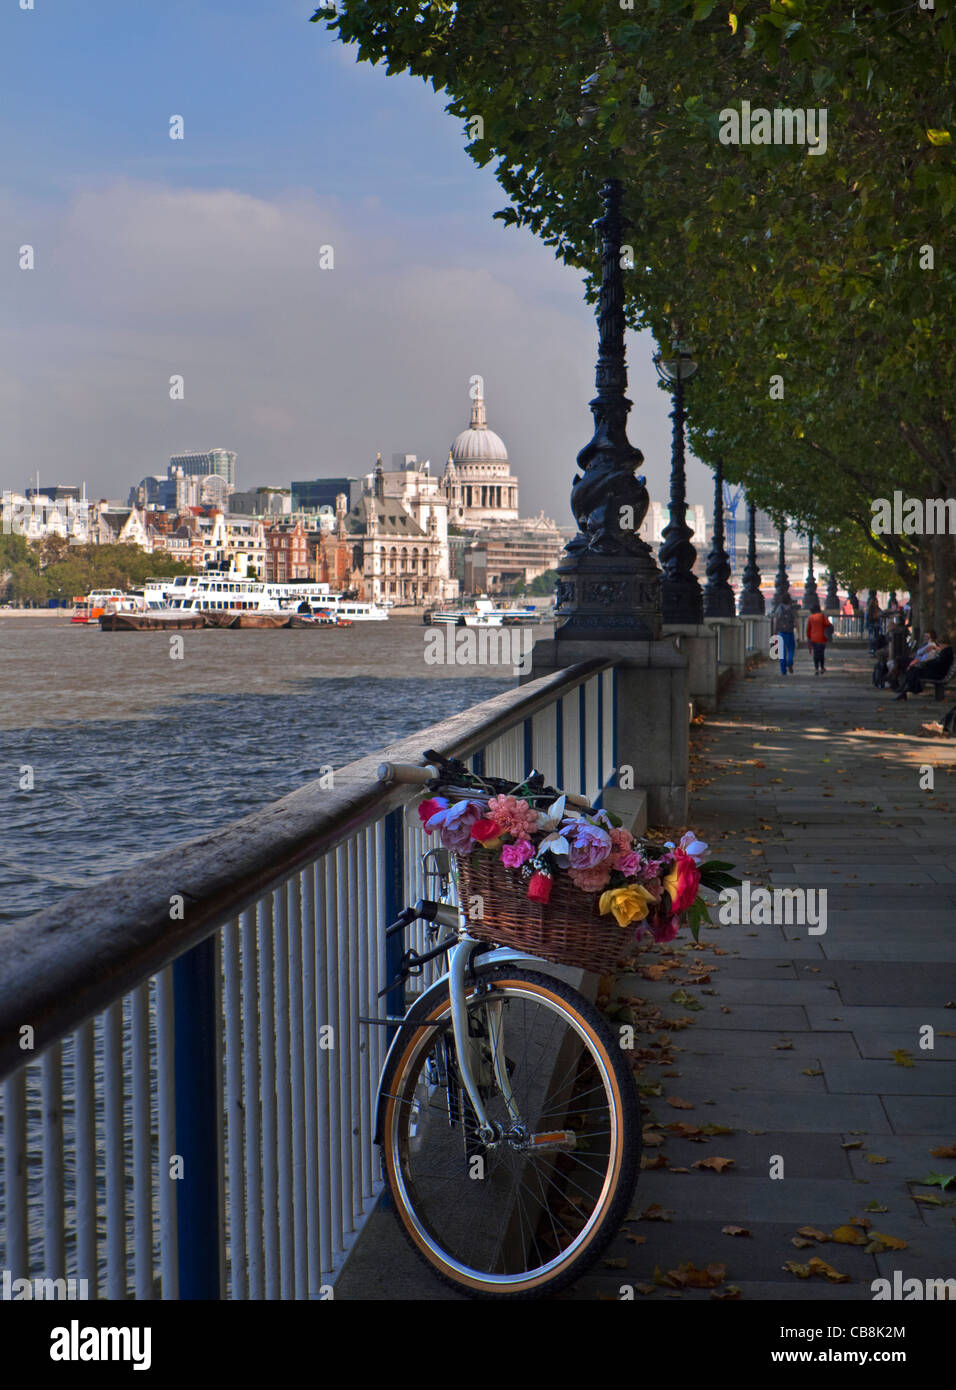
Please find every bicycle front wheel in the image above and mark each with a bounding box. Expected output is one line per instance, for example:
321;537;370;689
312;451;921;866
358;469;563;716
379;967;640;1297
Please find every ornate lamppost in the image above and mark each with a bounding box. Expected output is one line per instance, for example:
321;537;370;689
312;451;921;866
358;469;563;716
772;524;791;609
738;500;765;614
703;458;735;618
553;178;661;640
824;571;840;613
802;532;819;609
654;334;703;625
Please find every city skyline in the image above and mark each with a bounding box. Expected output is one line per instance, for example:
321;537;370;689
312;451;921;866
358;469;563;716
2;0;717;524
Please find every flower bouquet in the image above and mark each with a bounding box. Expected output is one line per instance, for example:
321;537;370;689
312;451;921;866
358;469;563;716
417;757;739;973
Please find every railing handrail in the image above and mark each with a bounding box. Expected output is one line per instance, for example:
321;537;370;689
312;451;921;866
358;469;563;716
0;658;614;1082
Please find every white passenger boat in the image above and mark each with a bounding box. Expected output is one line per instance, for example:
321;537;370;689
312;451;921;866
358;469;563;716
141;570;389;622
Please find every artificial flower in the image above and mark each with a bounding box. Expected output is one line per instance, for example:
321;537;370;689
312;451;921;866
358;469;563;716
614;849;640;878
500;838;535;869
487;794;539;839
527;869;553;904
676;831;709;865
598;884;656;927
417;796;449;825
570;863;613;892
470;817;502;847
661;849;701;914
648;913;681;944
424;799;484;853
561;819;613;870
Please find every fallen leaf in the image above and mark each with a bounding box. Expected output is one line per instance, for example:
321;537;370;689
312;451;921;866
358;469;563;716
641;1154;669;1170
701;1124;735;1136
667;1097;695;1110
866;1155;889;1165
864;1201;889;1213
915;1172;956;1190
625;1234;647;1245
603;1257;628;1268
773;1041;794;1051
831;1225;868;1245
784;1260;811;1278
693;1156;736;1173
841;1140;864;1149
721;1225;751;1237
930;1145;956;1160
796;1226;830;1241
666;1261;727;1289
642;1128;666;1148
711;1284;743;1299
638;1204;673;1222
891;1049;915;1068
807;1257;851;1284
870;1232;908;1251
802;1068;824;1076
791;1237;815;1249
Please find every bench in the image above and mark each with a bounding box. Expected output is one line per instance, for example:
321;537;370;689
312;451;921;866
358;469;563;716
918;653;956;701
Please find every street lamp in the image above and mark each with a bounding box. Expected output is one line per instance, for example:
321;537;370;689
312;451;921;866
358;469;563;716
552;178;662;641
738;500;766;615
654;335;703;625
703;457;735;618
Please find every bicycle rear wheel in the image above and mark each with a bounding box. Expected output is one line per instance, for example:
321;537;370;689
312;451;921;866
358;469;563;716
379;967;640;1297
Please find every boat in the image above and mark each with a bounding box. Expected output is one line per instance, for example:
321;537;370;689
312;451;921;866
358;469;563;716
424;598;505;628
99;611;203;631
287;610;353;629
71;589;129;624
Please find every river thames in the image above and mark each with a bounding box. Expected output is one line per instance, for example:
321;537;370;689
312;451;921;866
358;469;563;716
0;614;549;923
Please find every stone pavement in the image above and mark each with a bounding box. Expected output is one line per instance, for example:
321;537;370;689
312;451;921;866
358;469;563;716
336;641;956;1300
559;640;956;1301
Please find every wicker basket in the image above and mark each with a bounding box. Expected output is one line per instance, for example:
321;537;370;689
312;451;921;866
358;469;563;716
454;849;630;974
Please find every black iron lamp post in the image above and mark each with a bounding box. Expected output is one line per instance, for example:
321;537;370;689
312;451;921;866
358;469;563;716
738;500;765;615
655;336;703;625
772;525;791;609
802;532;819;609
824;571;840;613
703;458;735;618
553;178;662;640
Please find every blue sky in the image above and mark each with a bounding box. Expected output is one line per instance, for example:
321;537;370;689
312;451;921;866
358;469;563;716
1;0;712;523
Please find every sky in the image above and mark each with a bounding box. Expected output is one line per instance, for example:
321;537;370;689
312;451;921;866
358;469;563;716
1;0;715;525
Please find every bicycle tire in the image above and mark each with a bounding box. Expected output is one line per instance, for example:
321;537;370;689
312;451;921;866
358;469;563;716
379;966;640;1298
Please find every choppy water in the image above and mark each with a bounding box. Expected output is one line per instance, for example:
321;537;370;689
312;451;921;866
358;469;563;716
0;616;527;924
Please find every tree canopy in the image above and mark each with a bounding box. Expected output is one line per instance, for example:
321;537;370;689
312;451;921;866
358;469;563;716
311;0;954;627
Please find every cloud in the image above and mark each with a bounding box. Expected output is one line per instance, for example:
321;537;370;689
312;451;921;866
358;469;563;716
2;179;712;518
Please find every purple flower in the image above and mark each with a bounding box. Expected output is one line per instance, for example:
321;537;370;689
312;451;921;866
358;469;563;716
501;838;535;869
561;819;612;870
425;800;484;853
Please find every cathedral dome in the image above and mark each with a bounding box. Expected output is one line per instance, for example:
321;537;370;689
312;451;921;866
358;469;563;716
450;381;509;464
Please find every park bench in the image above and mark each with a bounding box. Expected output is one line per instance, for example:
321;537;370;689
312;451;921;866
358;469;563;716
918;650;956;701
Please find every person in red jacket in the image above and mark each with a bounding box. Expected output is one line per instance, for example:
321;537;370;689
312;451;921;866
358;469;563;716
806;600;832;674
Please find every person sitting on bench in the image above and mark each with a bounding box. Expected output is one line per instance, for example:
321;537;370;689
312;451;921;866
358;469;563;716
895;642;954;700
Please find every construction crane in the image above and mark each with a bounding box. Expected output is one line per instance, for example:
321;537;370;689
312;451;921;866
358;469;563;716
722;481;744;572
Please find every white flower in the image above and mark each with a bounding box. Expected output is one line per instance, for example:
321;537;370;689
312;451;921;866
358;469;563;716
678;831;709;864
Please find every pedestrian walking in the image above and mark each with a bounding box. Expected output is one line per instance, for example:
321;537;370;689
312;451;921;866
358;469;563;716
806;600;832;674
866;591;882;653
772;594;799;675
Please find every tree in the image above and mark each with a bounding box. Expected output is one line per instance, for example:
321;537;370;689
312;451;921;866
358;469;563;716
7;564;49;608
310;1;955;630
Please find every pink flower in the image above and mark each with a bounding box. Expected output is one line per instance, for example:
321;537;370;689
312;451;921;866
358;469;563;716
424;800;484;853
561;820;612;869
614;849;640;878
501;839;535;869
569;862;613;892
609;827;633;854
488;794;539;838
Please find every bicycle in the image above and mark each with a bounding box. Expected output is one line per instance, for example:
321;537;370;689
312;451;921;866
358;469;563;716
369;755;641;1298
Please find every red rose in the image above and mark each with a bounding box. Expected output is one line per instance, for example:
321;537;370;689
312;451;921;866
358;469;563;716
527;870;553;904
470;818;501;842
417;796;448;826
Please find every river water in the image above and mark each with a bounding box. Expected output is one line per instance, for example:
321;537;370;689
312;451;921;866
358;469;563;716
0;615;546;924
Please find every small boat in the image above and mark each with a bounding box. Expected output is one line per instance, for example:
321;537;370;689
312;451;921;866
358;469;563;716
287;611;351;629
99;611;203;631
72;589;129;624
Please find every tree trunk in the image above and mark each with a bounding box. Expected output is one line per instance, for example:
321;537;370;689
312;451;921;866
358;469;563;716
933;532;956;644
917;535;935;640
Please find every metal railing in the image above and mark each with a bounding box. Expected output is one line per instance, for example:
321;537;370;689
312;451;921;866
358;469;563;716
0;659;618;1299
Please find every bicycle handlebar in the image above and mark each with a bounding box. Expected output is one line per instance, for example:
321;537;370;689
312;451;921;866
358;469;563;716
377;761;440;785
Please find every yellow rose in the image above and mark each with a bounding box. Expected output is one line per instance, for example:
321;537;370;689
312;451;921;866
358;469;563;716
598;884;656;928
